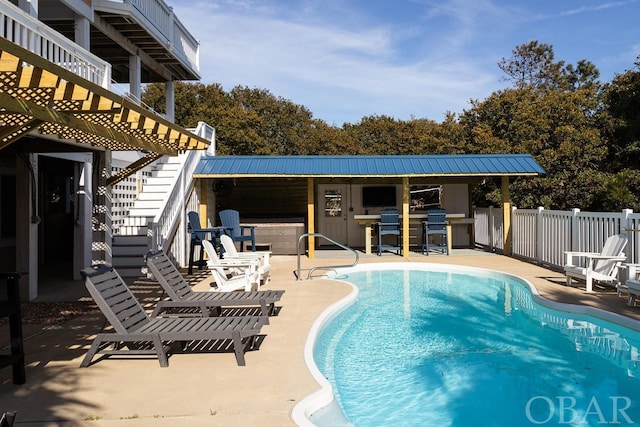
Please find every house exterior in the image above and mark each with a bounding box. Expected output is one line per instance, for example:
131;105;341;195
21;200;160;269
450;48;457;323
0;0;210;300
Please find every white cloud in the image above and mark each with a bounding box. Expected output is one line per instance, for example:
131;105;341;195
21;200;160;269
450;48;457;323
166;0;640;124
172;1;499;124
559;0;639;16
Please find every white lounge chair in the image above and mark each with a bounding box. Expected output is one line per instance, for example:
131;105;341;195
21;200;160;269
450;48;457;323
564;233;628;292
220;234;271;285
201;240;261;292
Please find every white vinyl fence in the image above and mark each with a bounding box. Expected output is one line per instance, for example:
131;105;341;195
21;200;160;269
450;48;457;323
474;207;640;271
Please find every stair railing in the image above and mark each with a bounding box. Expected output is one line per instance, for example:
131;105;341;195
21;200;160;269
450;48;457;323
295;233;359;280
150;122;214;266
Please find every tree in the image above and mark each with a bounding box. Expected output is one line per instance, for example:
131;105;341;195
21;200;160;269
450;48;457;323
140;43;640;212
601;57;640;171
498;41;600;94
498;41;564;90
342;115;446;155
142;82;344;155
460;84;607;209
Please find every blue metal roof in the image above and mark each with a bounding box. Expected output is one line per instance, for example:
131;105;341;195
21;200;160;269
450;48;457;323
192;154;545;177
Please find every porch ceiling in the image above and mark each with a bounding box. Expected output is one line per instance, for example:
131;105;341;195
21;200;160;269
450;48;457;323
0;38;210;156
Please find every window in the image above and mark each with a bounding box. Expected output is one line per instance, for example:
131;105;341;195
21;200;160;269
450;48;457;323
324;190;342;217
410;185;441;211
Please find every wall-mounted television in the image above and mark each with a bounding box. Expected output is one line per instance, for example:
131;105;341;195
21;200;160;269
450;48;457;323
362;186;397;208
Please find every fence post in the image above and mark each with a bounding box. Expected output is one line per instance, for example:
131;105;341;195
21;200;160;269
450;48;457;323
622;209;633;235
570;208;580;252
536;206;544;264
622;209;633;263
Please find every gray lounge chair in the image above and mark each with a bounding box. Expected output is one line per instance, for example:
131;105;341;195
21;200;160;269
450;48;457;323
80;264;267;367
145;250;284;321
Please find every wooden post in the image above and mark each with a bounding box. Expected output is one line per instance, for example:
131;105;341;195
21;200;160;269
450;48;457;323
307;178;315;259
402;177;410;257
199;179;208;226
502;176;512;256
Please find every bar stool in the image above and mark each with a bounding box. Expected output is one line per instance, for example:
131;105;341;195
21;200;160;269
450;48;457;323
422;208;448;255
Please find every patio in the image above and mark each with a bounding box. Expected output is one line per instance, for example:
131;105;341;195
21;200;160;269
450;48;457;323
2;251;640;426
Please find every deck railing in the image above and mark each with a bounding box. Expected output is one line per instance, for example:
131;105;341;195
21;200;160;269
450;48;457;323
475;207;640;270
0;1;111;87
125;0;199;76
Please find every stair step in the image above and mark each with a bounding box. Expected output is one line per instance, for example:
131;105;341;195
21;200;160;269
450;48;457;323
131;200;164;209
113;245;149;256
111;265;146;278
140;184;171;193
113;235;148;246
112;255;146;266
116;225;148;236
155;161;181;169
154;170;179;178
127;208;161;217
144;177;174;185
121;216;152;227
136;192;166;201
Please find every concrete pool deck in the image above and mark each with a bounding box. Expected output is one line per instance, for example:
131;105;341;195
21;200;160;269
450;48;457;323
1;251;640;426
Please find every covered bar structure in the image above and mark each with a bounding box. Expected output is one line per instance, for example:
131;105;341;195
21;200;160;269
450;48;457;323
192;154;545;258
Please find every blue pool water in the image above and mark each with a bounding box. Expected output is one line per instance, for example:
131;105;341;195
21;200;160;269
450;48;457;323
311;265;640;427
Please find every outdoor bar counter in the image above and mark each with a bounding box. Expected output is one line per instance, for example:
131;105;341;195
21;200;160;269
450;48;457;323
353;213;474;254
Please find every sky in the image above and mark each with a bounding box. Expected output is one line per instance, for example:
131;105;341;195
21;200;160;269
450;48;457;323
170;0;640;126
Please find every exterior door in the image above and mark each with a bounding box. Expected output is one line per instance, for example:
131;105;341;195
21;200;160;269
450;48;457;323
39;157;75;279
317;184;348;245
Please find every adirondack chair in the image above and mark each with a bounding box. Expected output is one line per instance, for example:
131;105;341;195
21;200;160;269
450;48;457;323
201;240;261;292
145;250;283;319
219;209;256;252
564;233;628;292
376;208;401;255
422;208;449;255
187;211;227;275
220;234;271;285
620;263;640;306
80;264;267;367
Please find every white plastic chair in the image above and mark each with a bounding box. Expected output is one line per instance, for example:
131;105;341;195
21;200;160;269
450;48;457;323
220;234;271;285
564;233;628;292
202;240;260;292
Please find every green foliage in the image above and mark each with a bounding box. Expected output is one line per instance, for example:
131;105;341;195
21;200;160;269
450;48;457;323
601;57;640;172
592;170;640;212
342;115;444;155
140;45;640;212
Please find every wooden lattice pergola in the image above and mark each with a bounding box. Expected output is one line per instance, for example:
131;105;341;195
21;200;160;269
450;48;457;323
0;37;210;185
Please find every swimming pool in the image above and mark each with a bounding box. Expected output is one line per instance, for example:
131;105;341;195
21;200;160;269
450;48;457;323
292;263;640;427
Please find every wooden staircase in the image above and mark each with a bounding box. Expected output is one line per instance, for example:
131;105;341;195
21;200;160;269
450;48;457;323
111;155;185;277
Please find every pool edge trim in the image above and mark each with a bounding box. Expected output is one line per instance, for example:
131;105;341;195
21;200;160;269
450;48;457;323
290;276;359;427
